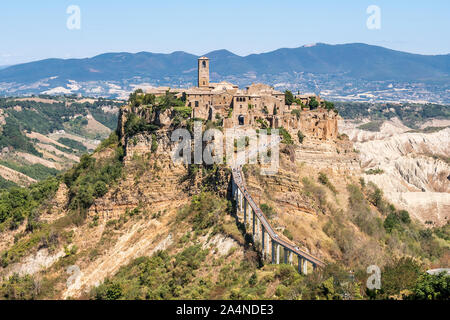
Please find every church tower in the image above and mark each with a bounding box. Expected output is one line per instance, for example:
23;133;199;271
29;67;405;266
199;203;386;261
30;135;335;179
198;57;210;88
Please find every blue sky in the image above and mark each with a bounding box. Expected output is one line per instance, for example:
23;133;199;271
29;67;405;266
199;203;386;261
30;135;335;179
0;0;449;65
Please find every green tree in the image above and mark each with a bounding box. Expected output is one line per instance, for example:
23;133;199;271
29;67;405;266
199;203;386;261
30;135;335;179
279;127;293;145
151;134;158;152
369;187;383;207
378;257;422;298
260;203;276;219
308;97;319;110
93;181;108;198
398;210;411;224
384;213;400;233
324;101;336;112
0;274;38;300
408;272;449;300
297;131;305;144
285;90;294;106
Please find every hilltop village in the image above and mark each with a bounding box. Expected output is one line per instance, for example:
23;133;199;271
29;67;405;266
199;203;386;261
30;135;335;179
143;57;339;141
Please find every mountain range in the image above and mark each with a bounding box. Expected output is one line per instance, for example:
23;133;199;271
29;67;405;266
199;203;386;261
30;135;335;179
0;43;449;102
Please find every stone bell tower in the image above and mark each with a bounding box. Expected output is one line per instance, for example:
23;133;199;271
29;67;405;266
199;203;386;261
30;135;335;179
198;57;210;88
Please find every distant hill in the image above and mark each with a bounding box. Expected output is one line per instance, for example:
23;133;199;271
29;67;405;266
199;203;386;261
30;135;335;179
0;43;449;102
1;43;449;83
0;51;198;83
206;44;450;82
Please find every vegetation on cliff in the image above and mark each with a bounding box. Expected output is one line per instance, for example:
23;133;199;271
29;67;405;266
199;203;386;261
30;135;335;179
63;133;124;224
284;90;338;114
124;90;192;138
0;178;60;231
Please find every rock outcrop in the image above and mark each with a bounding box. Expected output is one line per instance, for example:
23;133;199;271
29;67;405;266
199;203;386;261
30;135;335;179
341;120;450;226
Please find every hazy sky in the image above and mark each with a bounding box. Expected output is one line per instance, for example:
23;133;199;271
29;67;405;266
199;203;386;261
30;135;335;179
0;0;449;65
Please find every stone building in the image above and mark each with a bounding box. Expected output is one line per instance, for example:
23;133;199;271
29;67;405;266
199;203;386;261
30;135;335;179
145;57;338;141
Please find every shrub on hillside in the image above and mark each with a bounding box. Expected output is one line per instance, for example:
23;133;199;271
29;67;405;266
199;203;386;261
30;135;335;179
63;144;124;224
297;130;305;144
318;172;337;194
0;178;59;230
278;127;293;145
260;203;276;219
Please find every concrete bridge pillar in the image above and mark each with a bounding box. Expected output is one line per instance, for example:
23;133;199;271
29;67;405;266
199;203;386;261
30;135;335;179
257;218;261;242
237;188;242;212
239;190;243;212
243;197;247;224
232;179;236;199
266;231;270;261
276;244;280;265
261;226;265;254
297;255;301;273
303;259;308;275
289;251;293;265
271;240;276;264
252;210;255;241
284;248;288;264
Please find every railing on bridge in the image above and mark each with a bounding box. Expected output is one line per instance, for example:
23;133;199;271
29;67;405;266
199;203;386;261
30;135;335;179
231;167;325;274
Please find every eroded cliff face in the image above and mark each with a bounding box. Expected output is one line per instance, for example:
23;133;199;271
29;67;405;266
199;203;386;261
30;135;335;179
0;117;236;299
242;140;389;268
341;119;450;226
89;131;190;220
297;109;339;141
62;128;232;298
273;109;340;142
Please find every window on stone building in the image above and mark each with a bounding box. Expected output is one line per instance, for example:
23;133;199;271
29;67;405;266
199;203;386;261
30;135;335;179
195;101;199;107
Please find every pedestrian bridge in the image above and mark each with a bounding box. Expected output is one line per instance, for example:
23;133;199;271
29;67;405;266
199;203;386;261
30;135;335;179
231;166;325;274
